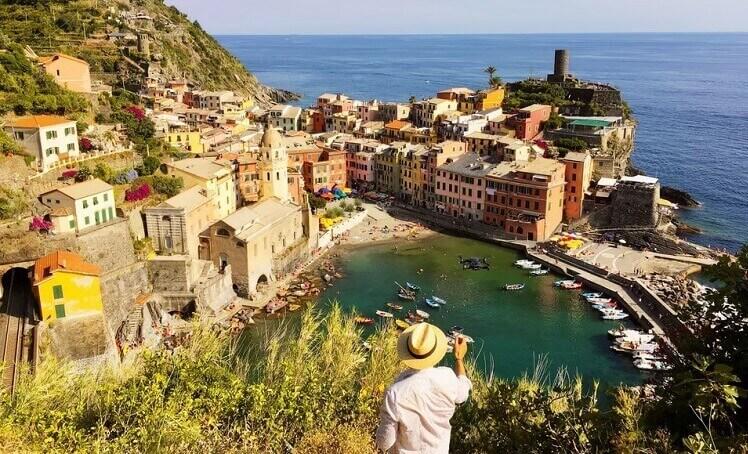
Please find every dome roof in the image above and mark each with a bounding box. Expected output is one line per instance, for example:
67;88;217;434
260;127;283;148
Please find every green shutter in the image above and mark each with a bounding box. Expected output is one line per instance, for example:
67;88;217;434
55;304;66;318
95;211;100;224
84;216;90;225
53;285;63;299
108;207;114;220
69;219;75;229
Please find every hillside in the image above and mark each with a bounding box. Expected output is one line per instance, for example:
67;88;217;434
0;0;295;106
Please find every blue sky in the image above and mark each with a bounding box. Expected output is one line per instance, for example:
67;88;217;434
167;0;748;35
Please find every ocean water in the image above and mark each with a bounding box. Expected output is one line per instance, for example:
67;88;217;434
218;33;748;252
315;234;644;389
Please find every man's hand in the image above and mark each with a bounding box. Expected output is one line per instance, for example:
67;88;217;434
454;336;468;360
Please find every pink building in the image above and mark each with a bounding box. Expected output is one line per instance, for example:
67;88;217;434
505;104;552;140
434;152;495;221
357;102;381;123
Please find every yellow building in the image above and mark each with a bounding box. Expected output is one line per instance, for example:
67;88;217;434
477;87;505;111
32;251;103;321
164;157;236;218
166;131;204;153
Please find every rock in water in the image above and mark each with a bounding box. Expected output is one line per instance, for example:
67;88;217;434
661;186;700;208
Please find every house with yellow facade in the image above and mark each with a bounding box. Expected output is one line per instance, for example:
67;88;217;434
166;130;204;153
164;157;236;218
32;251;103;321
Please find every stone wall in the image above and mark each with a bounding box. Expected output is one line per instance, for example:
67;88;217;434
100;262;150;338
148;256;192;293
75;219;137;274
610;181;660;228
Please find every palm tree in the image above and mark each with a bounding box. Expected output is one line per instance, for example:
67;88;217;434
484;66;502;88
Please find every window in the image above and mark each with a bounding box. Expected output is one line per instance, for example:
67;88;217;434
103;193;108;202
55;304;66;318
82;200;88;208
95;211;100;224
14;131;24;140
67;143;75;152
572;174;577;181
69;219;75;229
64;126;75;136
53;285;64;299
45;130;58;140
93;196;98;205
84;216;90;225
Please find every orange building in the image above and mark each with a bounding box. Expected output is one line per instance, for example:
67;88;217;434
301;148;346;193
287;168;306;206
484;158;566;241
38;53;92;93
560;151;593;221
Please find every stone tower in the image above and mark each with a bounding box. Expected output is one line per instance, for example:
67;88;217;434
547;49;572;83
258;128;289;202
137;33;150;59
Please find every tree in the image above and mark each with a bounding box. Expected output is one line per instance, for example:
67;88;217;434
556;137;588;151
75;165;92;182
136;156;161;176
484;66;502;88
408;96;417;104
151;175;183;198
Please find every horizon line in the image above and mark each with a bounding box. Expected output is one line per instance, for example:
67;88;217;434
212;31;748;37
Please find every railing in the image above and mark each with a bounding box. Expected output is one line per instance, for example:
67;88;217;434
30;147;134;179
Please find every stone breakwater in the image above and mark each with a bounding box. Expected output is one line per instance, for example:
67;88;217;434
640;274;710;310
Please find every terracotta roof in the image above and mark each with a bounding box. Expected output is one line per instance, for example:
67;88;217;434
385;120;411;130
41;179;112;200
5;115;74;129
38;53;89;67
33;251;101;284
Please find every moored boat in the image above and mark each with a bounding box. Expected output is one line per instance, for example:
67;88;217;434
524;263;543;270
603;312;630;320
406;282;421;291
395;319;411;330
582;292;603;299
530;269;549;276
634;358;673;371
561;281;583;290
376;310;394;318
354;316;375;325
613;341;658;353
431;296;447;305
415;309;430;319
554;279;575;287
587;297;614;304
449;325;464;336
386;303;403;310
424;298;440;308
503;283;525;291
398;291;416;301
266;299;289;313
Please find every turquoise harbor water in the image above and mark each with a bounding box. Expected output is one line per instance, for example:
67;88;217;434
219;33;748;252
316;234;644;389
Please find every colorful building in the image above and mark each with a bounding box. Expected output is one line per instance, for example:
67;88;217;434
505;104;552;140
166;130;204;153
4;115;80;172
37;53;92;93
39;179;116;233
399;145;429;206
164;157;236;218
484;158;566;241
424;141;467;209
32;251;103;321
560;151;593;221
434;152;494;221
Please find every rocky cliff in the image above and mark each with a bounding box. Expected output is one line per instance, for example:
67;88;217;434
0;0;295;106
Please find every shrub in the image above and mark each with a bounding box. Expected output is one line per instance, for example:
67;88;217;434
354;198;363;208
113;169;139;185
79;136;93;152
0;186;28;219
124;183;151;202
29;216;52;232
310;195;327;210
151;175;183;197
74;165;92;182
60;169;78;180
93;162;114;183
556;137;588;152
136;156;160;176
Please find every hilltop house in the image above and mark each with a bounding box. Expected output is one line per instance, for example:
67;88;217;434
32;251;103;321
4;115;80;172
39;179;116;233
37;53;92;93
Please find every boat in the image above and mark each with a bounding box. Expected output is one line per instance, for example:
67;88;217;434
431;296;447;305
632;351;664;361
504;283;525;291
376;310;394;318
554;279;576;287
289;304;301;312
593;303;618;311
587;297;614;304
415;309;430;319
406;282;421;291
614;341;658;353
395;319;411;330
561;282;583;290
603;312;630;320
449;325;464;336
634;358;673;371
608;326;647;339
407;312;424;323
386;303;403;310
354;316;375;325
616;333;656;344
398;291;416;301
265;299;289;313
530;269;549;276
582;292;604;299
515;259;535;267
424;298;440;308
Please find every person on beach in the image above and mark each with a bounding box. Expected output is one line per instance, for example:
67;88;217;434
376;323;471;453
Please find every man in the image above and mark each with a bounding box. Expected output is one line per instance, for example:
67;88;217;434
376;322;471;453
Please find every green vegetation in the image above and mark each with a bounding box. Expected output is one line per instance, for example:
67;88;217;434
324;206;344;219
556;137;589;156
0;39;88;115
0;130;22;155
309;195;327;210
150;175;183;197
2;250;748;454
0;185;28;219
136;155;161;176
483;65;502;88
504;80;572;111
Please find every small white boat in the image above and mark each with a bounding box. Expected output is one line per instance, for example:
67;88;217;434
530;269;549;276
376;310;393;318
432;296;447;305
515;259;534;267
587;297;614;304
424;298;440;308
554;279;575;287
632;351;663;361
406;282;421;291
448;334;475;344
603;312;630;320
634;358;673;371
503;283;525;291
523;263;543;270
415;309;430;319
608;327;648;338
617;333;656;344
582;292;603;299
614;341;658;353
593;303;618;311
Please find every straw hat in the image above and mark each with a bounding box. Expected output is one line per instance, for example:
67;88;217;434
397;323;448;370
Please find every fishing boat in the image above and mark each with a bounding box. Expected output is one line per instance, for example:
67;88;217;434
406;282;421;291
616;332;656;344
561;281;583;290
613;341;658;353
424;298;440;308
634;358;673;371
582;292;604;299
529;269;549;276
415;309;430;319
376;310;394;318
398;291;416;301
449;325;464;336
515;259;535;267
587;297;614;304
608;326;648;339
386;303;403;310
354;316;375;325
504;283;525;291
603;312;630;320
431;296;447;305
265;299;289;313
395;319;411;330
554;279;576;287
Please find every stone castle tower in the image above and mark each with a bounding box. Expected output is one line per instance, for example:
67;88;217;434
258;128;289;202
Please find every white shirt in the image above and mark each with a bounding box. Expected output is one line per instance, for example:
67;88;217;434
376;367;472;453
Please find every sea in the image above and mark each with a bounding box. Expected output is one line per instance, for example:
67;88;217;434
218;33;748;253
